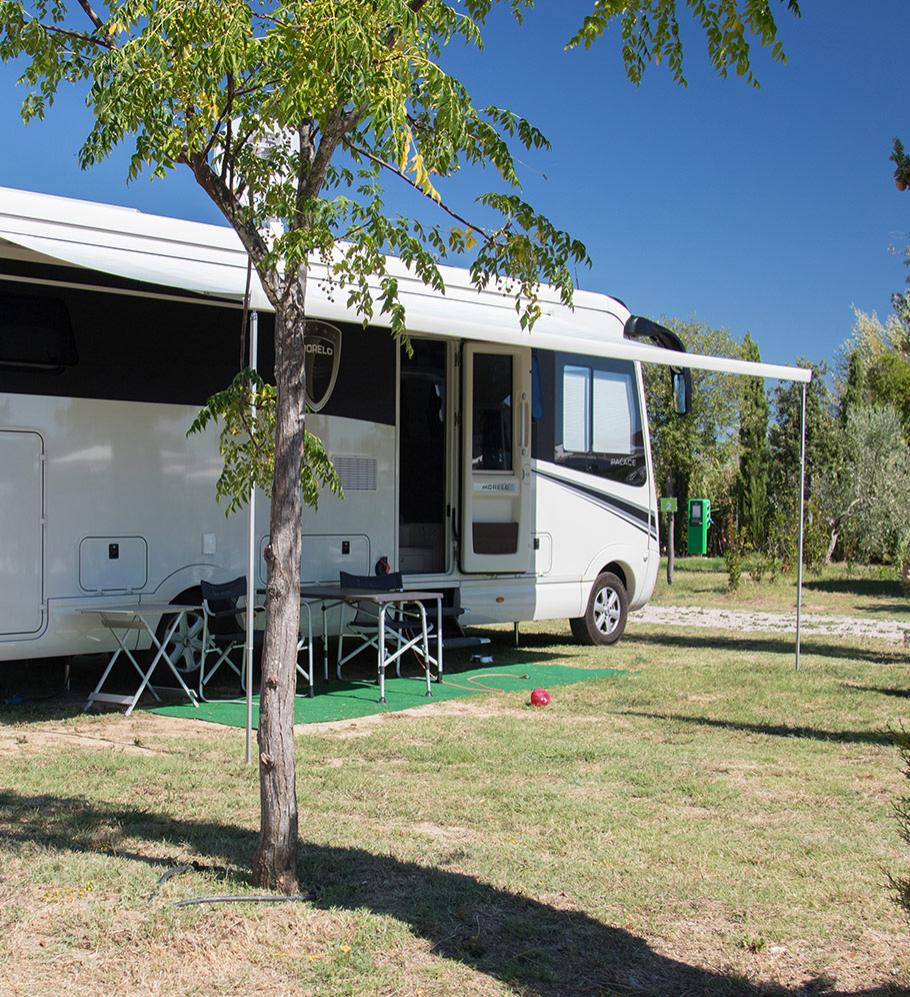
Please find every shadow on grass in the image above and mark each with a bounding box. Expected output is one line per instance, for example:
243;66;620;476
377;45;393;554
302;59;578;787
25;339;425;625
621;629;908;666
864;604;910;618
0;790;893;997
844;684;910;701
622;711;894;748
804;577;904;599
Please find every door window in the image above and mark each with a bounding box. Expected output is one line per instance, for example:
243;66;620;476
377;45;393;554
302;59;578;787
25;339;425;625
471;354;513;471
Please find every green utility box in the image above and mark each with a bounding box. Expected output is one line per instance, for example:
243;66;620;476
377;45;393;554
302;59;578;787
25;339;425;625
687;498;712;555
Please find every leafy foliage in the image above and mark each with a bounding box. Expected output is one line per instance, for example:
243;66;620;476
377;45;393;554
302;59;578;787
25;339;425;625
643;320;747;554
721;517;749;592
891;137;910;192
835;405;910;565
0;0;590;341
844;299;910;441
737;333;769;550
187;368;341;515
567;0;800;87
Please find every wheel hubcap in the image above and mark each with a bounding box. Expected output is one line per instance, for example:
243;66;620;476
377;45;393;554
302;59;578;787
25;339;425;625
593;587;621;635
164;612;206;672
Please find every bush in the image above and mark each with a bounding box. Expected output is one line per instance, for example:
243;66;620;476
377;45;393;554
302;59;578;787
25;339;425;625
723;521;751;592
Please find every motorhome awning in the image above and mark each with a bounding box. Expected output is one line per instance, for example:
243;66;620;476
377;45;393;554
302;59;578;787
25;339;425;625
0;186;810;384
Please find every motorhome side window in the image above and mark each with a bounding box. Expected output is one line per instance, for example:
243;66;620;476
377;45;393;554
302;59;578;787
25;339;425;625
555;354;646;486
472;353;513;471
0;292;77;372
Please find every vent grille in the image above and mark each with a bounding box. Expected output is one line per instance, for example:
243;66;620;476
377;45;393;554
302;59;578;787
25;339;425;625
332;455;377;491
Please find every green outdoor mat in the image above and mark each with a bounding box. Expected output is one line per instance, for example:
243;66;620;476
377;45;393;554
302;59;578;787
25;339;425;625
146;662;624;728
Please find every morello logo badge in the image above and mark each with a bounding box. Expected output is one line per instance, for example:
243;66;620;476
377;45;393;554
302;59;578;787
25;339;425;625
304;321;342;412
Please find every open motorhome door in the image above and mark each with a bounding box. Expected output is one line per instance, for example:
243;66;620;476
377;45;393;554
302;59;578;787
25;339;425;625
460;343;532;573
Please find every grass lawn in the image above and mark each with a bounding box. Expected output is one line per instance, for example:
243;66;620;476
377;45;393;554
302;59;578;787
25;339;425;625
1;622;910;995
652;558;910;621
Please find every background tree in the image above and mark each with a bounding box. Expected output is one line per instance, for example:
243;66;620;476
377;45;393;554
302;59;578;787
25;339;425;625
767;360;838;568
0;0;804;892
736;332;769;549
643;320;743;555
837;405;910;565
845;300;910;440
892;137;910;192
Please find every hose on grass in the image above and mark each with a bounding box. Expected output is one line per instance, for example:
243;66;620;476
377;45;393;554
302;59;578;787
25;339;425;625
173;893;315;907
401;630;528;692
148;862;318;908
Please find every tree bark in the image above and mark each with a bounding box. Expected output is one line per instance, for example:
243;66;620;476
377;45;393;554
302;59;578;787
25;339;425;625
252;272;307;892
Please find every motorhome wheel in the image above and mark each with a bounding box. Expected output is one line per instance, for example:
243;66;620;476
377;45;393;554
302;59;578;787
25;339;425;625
569;571;628;646
154;589;206;674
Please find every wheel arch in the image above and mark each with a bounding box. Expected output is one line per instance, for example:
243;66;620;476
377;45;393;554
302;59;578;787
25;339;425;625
597;561;629;593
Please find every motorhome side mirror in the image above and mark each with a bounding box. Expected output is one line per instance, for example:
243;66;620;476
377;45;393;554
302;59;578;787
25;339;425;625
672;369;691;416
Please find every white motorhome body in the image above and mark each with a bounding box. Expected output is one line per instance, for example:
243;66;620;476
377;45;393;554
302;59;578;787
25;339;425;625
0;187;800;663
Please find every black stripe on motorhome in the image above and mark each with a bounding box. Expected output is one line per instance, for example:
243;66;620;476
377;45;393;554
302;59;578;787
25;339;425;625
534;466;657;539
0;262;396;424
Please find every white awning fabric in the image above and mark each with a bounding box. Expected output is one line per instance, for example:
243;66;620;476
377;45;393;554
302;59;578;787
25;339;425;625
0;186;810;383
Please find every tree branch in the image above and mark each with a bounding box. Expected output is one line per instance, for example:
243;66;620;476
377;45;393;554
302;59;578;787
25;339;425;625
76;0;105;33
36;21;113;50
343;139;492;243
74;0;117;47
181;153;275;297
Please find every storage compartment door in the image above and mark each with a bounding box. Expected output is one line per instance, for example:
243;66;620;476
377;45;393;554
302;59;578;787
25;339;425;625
460;345;532;573
0;431;44;635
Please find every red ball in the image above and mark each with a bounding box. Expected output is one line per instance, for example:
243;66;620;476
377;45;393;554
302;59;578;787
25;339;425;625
530;688;551;708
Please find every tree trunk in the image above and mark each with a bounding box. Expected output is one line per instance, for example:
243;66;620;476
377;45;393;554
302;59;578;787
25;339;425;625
825;525;839;565
252;271;307;893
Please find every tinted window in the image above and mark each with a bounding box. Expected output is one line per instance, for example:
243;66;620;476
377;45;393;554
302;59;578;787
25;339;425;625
472;353;513;471
0;292;77;372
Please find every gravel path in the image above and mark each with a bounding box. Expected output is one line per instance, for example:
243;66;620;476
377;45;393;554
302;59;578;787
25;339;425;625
631;604;910;644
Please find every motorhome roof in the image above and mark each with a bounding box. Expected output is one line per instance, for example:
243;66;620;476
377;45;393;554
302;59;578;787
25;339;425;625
0;186;809;383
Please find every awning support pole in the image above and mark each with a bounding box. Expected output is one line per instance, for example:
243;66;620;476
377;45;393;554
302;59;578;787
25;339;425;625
245;311;259;765
795;381;807;672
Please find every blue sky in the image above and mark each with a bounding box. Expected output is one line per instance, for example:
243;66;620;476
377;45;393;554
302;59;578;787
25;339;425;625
0;1;905;369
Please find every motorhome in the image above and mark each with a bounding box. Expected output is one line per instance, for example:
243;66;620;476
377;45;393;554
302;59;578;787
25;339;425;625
0;187;701;665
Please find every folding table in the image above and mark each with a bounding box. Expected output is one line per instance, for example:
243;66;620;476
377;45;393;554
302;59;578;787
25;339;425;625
299;585;444;703
81;603;201;716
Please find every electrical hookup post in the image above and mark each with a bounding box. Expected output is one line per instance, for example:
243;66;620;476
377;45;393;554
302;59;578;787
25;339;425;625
660;496;677;585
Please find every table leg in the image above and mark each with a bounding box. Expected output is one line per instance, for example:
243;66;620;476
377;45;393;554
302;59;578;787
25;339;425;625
436;597;443;680
322;602;329;682
152;614;200;710
84;645;124;712
378;605;387;703
124;614;185;717
417;602;432;698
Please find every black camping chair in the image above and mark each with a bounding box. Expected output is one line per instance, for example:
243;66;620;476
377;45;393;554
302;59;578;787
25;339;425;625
199;577;255;702
200;576;315;701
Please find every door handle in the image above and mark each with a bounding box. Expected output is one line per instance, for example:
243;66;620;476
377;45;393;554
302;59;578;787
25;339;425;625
520;400;529;450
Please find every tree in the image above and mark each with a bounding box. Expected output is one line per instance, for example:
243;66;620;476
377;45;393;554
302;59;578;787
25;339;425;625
767;360;839;567
0;0;803;892
846;301;910;441
817;405;910;565
737;333;769;549
892;137;910;192
642;320;743;554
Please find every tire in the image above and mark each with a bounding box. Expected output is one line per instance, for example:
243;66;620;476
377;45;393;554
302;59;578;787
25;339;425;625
569;571;628;646
154;587;205;674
